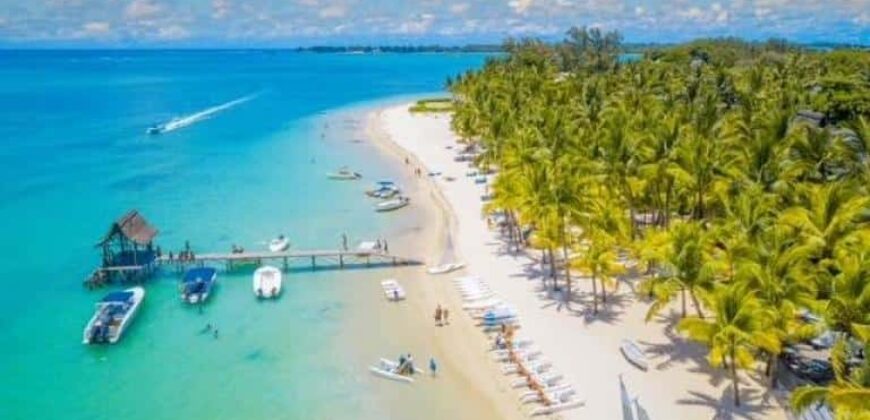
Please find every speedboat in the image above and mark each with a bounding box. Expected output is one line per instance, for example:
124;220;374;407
181;267;217;304
426;262;465;275
620;339;648;371
83;287;145;344
253;265;282;298
269;235;290;252
375;196;410;212
327;167;362;180
366;181;399;198
146;124;163;135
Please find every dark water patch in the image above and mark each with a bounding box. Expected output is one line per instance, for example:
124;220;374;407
109;171;173;193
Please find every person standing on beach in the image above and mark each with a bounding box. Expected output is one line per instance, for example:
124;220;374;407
434;304;443;326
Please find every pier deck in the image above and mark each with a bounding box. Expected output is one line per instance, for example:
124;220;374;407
157;248;418;271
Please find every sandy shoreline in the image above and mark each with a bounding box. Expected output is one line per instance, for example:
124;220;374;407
367;102;790;419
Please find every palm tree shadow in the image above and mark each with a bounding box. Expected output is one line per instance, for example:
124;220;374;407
677;386;774;420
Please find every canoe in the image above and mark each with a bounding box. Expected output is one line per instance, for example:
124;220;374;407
253;266;282;298
427;262;465;275
620;339;648;371
375;196;410;212
268;236;290;252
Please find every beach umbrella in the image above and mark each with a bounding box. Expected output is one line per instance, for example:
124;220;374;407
619;374;635;420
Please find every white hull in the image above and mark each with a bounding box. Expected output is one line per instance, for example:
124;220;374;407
381;279;406;301
375;197;410;212
368;358;419;383
426;262;465;275
620;339;648;370
83;287;145;345
253;266;283;298
268;238;290;252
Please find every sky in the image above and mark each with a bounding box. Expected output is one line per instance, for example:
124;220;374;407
0;0;867;47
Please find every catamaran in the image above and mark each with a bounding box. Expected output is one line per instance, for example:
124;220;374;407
253;265;282;298
82;287;145;345
181;267;217;304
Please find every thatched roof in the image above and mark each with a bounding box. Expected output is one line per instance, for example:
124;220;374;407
99;210;158;246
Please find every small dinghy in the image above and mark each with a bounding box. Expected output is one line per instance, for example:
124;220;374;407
381;279;406;301
180;267;217;304
268;235;290;252
253;266;282;298
327;167;362;180
83;287;145;344
375;196;410;212
426;262;465;275
620;339;649;371
369;357;420;383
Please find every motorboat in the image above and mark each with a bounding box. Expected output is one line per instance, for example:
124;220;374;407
374;196;410;212
366;181;400;198
381;279;406;301
253;265;282;298
426;262;465;275
180;267;217;304
327;167;362;180
83;287;145;344
269;235;290;252
369;357;420;383
620;339;649;371
146;125;163;135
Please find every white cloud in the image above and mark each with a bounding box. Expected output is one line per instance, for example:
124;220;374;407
393;13;436;34
125;0;163;20
80;21;111;37
634;6;645;16
319;4;347;18
508;0;533;14
449;3;470;15
212;0;230;19
156;24;190;40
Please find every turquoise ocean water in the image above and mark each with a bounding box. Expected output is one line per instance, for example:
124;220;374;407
0;51;488;419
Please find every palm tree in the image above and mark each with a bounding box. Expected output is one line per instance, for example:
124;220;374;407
678;283;780;406
645;222;716;320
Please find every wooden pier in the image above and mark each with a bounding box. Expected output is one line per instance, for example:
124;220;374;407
157;248;418;272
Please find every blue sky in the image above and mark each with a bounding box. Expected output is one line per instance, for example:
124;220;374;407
0;0;867;47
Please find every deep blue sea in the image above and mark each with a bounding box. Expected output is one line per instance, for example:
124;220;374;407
0;50;488;419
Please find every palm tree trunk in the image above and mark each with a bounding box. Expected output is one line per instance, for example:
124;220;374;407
548;248;557;283
689;290;705;319
562;240;572;308
680;287;687;318
768;353;779;389
730;347;740;407
591;273;598;314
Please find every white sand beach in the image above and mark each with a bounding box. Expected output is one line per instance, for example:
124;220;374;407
370;103;791;419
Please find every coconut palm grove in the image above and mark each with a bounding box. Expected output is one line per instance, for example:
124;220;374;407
448;28;869;417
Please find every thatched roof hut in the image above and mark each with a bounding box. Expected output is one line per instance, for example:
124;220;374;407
98;210;158;247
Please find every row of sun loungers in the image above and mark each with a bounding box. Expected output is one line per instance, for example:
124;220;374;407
452;275;582;416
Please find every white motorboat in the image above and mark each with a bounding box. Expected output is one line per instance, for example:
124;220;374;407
368;358;420;383
327;168;362;180
268;235;290;252
83;287;145;344
253;266;282;298
620;339;649;371
180;267;218;304
426;262;465;275
374;196;410;212
381;279;406;301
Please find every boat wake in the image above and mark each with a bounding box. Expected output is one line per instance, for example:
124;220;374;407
149;93;257;134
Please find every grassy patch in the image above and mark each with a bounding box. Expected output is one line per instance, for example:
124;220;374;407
409;97;454;113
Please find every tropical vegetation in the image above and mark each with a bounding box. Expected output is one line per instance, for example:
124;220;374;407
447;27;869;417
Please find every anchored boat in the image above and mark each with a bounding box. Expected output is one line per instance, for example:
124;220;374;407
375;196;410;212
253;265;282;298
327;167;362;180
180;267;217;304
82;287;145;345
268;235;290;252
